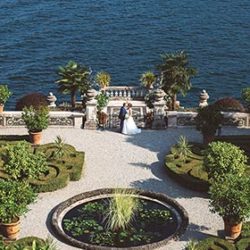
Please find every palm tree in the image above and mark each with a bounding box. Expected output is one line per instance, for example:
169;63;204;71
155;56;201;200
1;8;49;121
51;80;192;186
158;51;197;110
95;71;111;89
140;71;156;89
56;61;91;108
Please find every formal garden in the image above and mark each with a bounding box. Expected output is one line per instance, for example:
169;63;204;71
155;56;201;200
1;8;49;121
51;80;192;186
0;52;250;249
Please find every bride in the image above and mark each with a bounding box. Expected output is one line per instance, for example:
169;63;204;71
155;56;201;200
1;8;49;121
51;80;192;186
122;103;141;135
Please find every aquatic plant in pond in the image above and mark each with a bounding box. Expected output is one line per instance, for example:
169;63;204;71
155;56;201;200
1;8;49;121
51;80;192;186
62;195;177;247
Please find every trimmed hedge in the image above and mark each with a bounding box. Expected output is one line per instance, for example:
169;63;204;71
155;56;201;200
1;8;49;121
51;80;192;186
0;141;85;193
165;142;209;192
165;137;250;192
6;236;45;250
194;237;235;250
190;222;250;250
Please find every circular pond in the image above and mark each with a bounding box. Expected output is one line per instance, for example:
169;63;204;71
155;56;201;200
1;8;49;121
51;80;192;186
51;189;188;249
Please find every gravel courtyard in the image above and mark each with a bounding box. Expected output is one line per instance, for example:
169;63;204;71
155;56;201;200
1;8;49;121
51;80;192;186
1;127;250;250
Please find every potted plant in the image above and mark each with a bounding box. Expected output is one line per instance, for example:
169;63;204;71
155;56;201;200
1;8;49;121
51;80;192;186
140;71;156;90
209;174;250;239
3;141;48;181
203;141;247;182
0;85;12;113
195;105;223;145
21;105;49;145
0;180;37;239
96;93;109;127
95;71;111;89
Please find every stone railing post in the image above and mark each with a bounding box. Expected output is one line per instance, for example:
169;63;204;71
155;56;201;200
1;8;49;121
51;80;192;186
84;89;98;129
152;89;167;129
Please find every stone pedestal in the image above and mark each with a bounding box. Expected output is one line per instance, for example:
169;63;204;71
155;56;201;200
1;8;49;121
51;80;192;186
152;89;167;129
84;89;98;130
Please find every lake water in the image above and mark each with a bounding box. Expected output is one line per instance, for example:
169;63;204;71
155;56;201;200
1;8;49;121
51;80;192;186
0;0;249;109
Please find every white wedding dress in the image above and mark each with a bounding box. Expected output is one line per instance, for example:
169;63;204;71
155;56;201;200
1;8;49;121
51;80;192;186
122;108;141;135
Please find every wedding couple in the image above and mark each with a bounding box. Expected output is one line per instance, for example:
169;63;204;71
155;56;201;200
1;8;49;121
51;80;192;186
118;102;141;135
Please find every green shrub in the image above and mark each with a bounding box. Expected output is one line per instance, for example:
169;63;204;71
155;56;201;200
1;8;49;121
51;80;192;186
242;87;250;108
15;93;48;111
195;105;223;136
209;174;250;224
0;85;12;105
96;92;109;112
204;141;247;181
0;180;37;224
3;141;48;181
236;237;250;250
22;106;49;132
214;97;244;112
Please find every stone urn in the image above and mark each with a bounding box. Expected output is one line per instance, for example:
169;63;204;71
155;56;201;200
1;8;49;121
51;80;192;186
153;89;166;102
47;92;57;108
199;90;209;108
86;89;97;102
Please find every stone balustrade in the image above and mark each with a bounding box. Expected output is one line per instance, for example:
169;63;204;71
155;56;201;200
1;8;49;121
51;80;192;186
102;86;147;100
0;111;85;129
167;111;250;128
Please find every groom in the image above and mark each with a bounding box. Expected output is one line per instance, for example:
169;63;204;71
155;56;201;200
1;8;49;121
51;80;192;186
118;102;127;133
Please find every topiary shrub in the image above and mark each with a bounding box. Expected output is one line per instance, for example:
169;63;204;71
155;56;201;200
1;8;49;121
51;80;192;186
15;93;48;111
214;97;244;112
203;141;247;181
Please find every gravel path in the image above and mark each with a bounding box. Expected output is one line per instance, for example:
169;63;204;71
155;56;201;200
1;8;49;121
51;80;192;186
1;127;250;250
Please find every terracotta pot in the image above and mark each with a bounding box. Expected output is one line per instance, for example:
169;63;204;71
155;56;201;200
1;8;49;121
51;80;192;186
98;111;108;126
203;134;215;145
0;104;4;113
223;217;242;239
29;131;42;145
0;217;20;240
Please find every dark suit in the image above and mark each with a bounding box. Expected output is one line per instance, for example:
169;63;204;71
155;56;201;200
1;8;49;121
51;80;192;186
118;106;127;133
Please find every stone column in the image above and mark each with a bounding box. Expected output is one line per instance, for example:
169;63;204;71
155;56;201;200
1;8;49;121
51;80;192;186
199;90;209;108
152;89;167;129
84;89;98;130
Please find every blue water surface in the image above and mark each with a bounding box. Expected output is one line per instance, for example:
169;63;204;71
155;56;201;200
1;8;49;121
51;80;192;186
0;0;249;109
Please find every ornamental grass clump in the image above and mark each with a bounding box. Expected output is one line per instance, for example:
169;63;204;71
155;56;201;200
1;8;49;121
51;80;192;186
203;141;247;181
4;141;48;181
171;135;192;162
105;189;139;231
